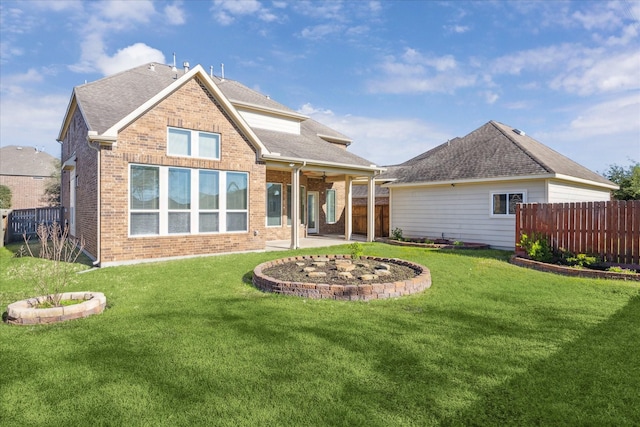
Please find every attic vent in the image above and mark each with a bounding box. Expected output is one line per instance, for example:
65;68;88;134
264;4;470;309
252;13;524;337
513;128;526;136
149;63;155;71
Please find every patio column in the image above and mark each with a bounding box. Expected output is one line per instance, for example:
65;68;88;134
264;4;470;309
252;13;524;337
367;175;375;242
344;176;352;241
290;166;300;249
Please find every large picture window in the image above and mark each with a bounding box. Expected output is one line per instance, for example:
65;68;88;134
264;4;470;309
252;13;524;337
129;164;247;235
168;127;220;159
266;183;282;226
491;191;525;216
326;189;336;224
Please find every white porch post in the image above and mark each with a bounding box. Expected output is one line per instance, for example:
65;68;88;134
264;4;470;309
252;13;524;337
344;176;352;241
366;175;375;242
290;166;300;249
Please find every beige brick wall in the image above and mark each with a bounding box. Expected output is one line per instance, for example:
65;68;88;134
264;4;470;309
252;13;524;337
97;77;266;264
0;175;53;210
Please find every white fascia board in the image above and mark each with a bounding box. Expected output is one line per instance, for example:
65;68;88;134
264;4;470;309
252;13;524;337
101;65;269;156
57;93;81;142
230;99;309;121
262;153;384;176
316;133;352;146
553;173;619;190
386;173;557;188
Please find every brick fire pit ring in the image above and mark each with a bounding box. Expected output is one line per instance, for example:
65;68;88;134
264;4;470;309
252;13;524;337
253;255;431;300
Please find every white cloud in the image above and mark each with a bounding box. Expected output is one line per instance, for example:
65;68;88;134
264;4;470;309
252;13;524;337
164;1;186;25
95;0;155;22
550;50;640;95
298;103;451;166
482;91;499;104
0;68;43;95
211;0;276;25
95;43;166;76
368;48;475;94
444;24;470;34
300;24;343;40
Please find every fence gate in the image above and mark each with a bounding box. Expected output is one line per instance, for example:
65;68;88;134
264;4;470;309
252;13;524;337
7;207;64;243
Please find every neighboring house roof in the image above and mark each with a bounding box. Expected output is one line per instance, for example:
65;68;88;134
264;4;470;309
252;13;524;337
0;145;57;177
62;63;377;171
352;185;389;198
382;120;616;189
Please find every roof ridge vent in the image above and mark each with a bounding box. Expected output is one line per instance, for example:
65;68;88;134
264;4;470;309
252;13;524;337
513;128;526;136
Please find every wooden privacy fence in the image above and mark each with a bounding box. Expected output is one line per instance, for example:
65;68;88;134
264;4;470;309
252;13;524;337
352;205;389;237
7;207;64;243
516;200;640;265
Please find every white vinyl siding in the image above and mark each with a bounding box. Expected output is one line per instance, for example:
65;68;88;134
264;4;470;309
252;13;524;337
547;180;612;203
390;181;546;250
237;109;301;135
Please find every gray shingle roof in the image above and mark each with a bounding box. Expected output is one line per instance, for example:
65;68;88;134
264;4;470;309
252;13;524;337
382;120;614;187
71;63;371;167
0;145;57;176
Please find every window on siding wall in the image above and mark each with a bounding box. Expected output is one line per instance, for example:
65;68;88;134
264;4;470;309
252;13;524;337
266;183;282;226
129;164;247;235
491;191;525;216
168;127;220;159
286;184;306;226
326;189;336;223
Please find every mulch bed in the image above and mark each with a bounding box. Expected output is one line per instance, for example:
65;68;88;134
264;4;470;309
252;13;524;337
262;257;419;285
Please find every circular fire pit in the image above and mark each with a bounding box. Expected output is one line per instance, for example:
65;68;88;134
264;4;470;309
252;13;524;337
253;255;431;300
6;292;107;325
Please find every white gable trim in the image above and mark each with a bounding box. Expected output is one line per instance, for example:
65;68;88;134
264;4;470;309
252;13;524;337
100;65;268;156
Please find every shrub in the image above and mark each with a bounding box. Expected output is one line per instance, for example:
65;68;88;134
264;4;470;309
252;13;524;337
607;266;636;274
391;227;403;241
519;233;553;263
0;184;11;209
349;242;364;260
8;222;85;307
566;253;597;268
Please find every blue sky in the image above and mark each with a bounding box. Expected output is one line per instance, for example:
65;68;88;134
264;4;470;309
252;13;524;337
1;0;638;174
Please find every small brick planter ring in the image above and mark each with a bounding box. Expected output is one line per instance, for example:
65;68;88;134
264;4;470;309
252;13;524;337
6;292;107;325
253;255;431;300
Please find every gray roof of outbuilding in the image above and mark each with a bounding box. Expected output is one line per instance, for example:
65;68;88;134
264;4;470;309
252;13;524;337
0;146;57;176
71;63;368;166
381;120;614;187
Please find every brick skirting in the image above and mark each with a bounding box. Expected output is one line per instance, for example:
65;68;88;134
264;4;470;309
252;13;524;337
253;255;431;300
509;256;640;281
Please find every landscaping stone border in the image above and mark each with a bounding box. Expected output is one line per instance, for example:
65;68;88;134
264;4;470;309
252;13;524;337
6;292;107;325
509;256;640;281
378;238;489;250
253;255;431;300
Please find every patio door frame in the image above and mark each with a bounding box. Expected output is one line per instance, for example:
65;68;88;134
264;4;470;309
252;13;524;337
307;191;319;234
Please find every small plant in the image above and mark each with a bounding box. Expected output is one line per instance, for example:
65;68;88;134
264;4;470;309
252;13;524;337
519;233;553;263
566;253;597;268
349;242;364;260
7;221;85;307
607;266;636;274
453;240;464;246
391;227;403;241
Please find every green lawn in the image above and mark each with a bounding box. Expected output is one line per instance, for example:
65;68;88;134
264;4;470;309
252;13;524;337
1;243;638;426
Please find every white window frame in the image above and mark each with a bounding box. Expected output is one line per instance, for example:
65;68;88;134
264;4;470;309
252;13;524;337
490;190;526;217
326;189;336;224
167;127;221;160
128;164;248;236
266;183;282;227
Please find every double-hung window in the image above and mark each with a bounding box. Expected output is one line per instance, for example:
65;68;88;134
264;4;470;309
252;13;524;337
129;164;247;235
491;191;525;216
326;189;336;224
168;127;220;159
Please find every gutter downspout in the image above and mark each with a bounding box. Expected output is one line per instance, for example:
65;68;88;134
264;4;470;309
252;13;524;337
86;140;101;267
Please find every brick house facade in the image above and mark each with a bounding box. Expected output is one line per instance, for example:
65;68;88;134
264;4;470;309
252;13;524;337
58;63;381;266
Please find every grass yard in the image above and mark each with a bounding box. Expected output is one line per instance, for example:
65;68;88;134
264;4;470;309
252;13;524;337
1;243;639;426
